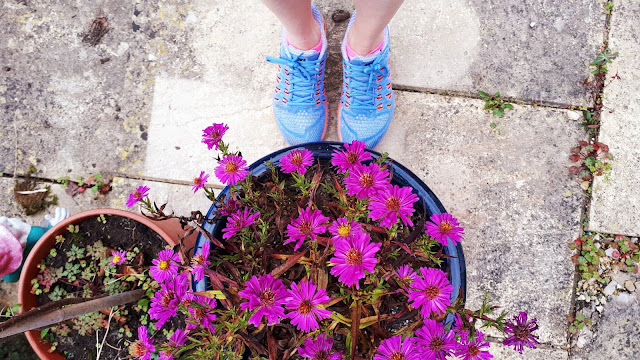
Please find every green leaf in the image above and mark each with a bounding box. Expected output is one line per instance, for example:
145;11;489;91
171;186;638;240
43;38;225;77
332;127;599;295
41;328;49;338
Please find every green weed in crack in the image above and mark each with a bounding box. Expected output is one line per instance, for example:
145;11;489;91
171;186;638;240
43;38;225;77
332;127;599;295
478;91;514;124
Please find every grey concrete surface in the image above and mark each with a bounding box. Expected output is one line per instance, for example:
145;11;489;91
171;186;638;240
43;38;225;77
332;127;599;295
380;92;585;347
588;0;640;237
489;342;568;360
570;292;640;359
391;0;604;106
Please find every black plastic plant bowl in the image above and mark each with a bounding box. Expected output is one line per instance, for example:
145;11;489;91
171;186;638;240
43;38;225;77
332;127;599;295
193;141;467;325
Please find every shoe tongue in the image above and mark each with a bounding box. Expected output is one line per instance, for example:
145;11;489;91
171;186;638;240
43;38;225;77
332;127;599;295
285;44;320;61
347;51;380;65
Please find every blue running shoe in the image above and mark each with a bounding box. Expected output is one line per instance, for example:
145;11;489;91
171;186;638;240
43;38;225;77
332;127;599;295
338;13;394;149
267;4;328;145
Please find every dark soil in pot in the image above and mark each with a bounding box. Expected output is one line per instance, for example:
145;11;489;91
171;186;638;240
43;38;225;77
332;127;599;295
32;215;178;359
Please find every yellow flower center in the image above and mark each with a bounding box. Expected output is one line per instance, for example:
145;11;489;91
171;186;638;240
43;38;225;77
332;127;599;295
298;300;313;314
225;162;238;173
359;173;374;188
337;224;351;237
290;152;303;166
439;221;453;234
158;260;170;270
112;255;121;263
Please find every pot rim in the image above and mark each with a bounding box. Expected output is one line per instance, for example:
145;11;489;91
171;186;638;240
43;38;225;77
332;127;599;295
18;208;179;360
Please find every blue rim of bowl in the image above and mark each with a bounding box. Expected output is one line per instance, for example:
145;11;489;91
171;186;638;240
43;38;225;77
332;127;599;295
193;141;467;322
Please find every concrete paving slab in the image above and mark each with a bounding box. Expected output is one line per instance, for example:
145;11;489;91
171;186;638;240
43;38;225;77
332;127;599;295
570;292;640;359
390;0;604;106
0;119;15;175
1;0;204;179
588;0;640;237
379;92;585;346
489;342;568;360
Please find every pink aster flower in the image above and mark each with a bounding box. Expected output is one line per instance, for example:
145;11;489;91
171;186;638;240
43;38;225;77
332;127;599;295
373;335;420;360
201;123;229;150
502;312;539;354
186;295;218;333
407;267;453;318
192;171;209;193
0;225;23;278
191;241;211;282
129;326;155;360
150;249;181;283
414;319;457;360
109;250;127;266
425;213;465;246
394;265;417;282
214;154;248;185
285;280;332;332
218;197;240;216
238;274;287;327
329;232;381;289
159;329;188;360
279;149;314;175
455;330;493;360
222;207;260;240
150;273;189;329
344;163;390;199
368;185;419;228
328;217;363;242
331;140;373;174
285;207;330;251
297;334;342;360
126;186;150;207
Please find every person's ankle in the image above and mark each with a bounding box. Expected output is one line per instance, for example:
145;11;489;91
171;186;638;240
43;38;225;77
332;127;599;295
346;28;384;56
285;16;322;51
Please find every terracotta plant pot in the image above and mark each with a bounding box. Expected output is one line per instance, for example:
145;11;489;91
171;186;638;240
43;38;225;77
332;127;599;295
17;208;190;360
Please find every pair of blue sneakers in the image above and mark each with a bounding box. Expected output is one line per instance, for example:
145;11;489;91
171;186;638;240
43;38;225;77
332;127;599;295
266;6;394;149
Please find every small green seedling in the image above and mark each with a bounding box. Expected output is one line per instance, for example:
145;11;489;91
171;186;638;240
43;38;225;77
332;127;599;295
478;91;514;118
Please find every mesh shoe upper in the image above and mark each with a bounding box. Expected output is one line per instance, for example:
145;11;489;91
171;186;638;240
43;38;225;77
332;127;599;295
267;5;328;146
339;16;394;149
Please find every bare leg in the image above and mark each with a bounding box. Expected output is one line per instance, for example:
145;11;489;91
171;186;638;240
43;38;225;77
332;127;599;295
349;0;405;54
260;0;320;50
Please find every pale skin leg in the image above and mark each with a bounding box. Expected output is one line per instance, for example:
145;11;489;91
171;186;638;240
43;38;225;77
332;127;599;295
260;0;405;54
349;0;405;54
260;0;320;50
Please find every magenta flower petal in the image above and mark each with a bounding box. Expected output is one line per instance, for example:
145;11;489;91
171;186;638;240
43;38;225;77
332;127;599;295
425;213;465;246
328;217;363;243
368;184;419;228
502;312;539;354
109;250;127;266
238;274;287;327
222;207;260;240
394;264;417;283
191;241;211;282
129;326;155;360
285;207;329;251
414;319;457;359
214;154;248;186
407;267;453;318
297;334;342;360
329;232;381;289
150;249;181;283
126;186;150;207
192;171;209;193
201;123;229;150
455;330;493;360
159;329;188;360
186;295;217;333
150;273;189;329
285;280;332;333
344;163;390;199
331;140;372;174
373;335;420;360
279;149;314;175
